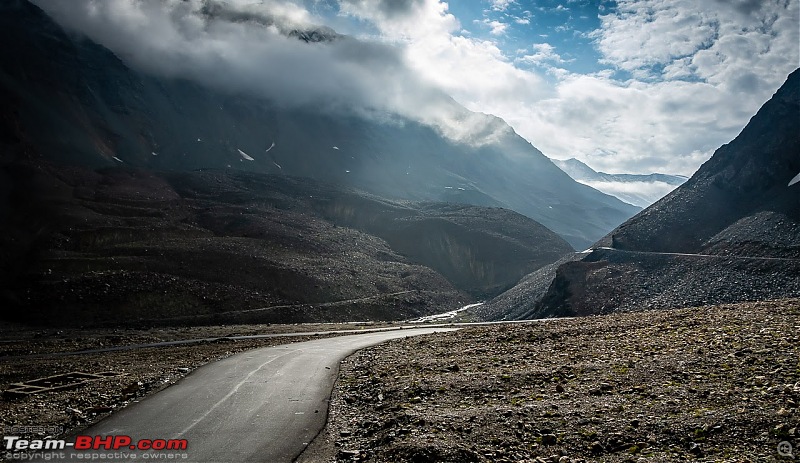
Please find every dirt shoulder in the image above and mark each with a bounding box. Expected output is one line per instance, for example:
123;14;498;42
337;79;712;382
302;300;800;462
0;322;393;450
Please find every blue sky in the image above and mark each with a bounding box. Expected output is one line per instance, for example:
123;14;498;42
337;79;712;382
34;0;800;176
450;0;611;76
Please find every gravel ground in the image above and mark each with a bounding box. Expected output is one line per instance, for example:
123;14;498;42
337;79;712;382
0;321;392;455
302;299;800;462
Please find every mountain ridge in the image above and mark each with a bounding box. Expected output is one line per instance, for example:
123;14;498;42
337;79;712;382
480;67;800;320
0;0;639;250
552;157;687;208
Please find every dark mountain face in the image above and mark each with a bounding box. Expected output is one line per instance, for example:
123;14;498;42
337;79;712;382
0;160;573;327
601;68;800;257
0;0;638;251
483;68;800;320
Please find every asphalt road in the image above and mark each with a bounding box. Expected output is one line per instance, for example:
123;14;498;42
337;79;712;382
33;328;456;463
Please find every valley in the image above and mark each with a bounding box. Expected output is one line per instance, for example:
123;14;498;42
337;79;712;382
0;1;798;462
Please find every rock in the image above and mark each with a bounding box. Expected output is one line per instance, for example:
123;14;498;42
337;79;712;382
337;449;361;459
540;434;557;446
555;384;565;393
122;381;143;395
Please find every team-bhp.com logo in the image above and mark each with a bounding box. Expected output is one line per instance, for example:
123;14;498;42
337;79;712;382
4;435;188;451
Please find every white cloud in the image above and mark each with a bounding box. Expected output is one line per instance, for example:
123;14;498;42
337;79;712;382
479;19;509;35
33;0;800;176
33;0;512;146
578;180;682;207
336;0;552;125
369;0;797;176
489;0;515;12
518;43;567;66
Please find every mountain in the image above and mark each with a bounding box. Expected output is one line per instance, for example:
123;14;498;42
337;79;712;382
552;158;687;208
0;1;585;327
481;68;800;320
0;0;639;251
0;160;573;327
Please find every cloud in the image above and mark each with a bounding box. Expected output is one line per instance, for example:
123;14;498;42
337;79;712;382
335;0;552;121
481;19;509;35
489;0;516;12
531;0;800;174
518;43;568;67
577;180;682;207
32;0;509;145
32;0;800;176
341;0;425;18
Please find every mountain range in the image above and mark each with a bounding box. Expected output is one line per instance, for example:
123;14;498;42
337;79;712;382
0;0;639;251
551;158;687;208
479;67;800;320
0;0;587;326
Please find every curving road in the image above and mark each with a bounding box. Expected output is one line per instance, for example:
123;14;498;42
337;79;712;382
592;246;800;262
31;328;456;463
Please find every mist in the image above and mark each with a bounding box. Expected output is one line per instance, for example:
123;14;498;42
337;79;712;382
578;180;682;208
31;0;504;145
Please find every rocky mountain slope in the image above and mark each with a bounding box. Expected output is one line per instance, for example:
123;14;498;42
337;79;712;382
0;158;572;327
552;158;687;207
483;68;800;320
0;0;639;251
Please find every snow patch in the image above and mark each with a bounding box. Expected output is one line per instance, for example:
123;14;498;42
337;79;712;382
789;171;800;187
265;142;275;153
237;149;255;161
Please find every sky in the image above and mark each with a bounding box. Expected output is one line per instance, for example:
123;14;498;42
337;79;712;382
34;0;800;176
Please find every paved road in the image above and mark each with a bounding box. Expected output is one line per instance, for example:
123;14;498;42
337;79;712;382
34;328;456;463
593;246;800;262
0;326;411;360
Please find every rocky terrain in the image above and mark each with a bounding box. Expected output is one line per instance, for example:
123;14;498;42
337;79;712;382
0;159;574;326
303;299;800;462
487;68;800;320
501;248;800;319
